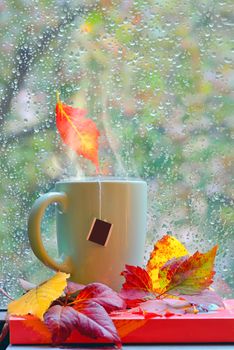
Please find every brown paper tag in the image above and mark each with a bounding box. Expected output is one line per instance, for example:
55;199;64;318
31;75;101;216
86;218;113;246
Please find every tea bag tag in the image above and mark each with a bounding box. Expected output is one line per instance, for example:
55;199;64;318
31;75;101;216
87;218;113;247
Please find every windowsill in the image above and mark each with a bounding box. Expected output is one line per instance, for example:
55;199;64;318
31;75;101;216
3;303;234;348
0;311;6;321
6;345;234;349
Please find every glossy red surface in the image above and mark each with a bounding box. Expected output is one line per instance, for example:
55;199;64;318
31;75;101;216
9;299;234;344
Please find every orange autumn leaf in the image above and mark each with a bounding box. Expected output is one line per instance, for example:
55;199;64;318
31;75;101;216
56;93;100;172
146;235;188;292
159;246;218;295
8;272;69;320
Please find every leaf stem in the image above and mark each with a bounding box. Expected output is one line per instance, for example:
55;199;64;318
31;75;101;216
156;290;168;299
67;296;88;307
0;288;14;300
55;299;65;306
56;91;60;103
58;99;84;140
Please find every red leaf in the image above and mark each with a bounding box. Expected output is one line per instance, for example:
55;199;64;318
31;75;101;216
56;94;100;171
119;288;153;300
44;305;74;344
65;281;85;295
44;302;121;346
119;289;154;308
75;282;126;312
120;265;155;305
121;265;153;293
76;301;121;345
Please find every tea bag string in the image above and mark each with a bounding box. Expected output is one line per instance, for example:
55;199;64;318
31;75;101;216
98;179;102;220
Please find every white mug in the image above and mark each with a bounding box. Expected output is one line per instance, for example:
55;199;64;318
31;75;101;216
28;178;147;290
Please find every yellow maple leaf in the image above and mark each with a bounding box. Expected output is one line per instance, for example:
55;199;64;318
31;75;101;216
146;235;188;292
8;272;70;320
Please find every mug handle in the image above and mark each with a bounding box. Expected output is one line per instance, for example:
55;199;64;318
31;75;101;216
28;192;72;273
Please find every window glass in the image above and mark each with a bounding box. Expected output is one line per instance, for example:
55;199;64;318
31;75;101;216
0;0;233;307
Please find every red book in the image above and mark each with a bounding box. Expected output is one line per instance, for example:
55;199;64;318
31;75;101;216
10;299;234;345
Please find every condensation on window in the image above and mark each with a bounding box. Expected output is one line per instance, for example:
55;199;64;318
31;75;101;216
0;0;233;307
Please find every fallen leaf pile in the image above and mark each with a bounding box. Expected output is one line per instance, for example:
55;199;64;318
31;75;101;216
8;273;124;346
120;235;224;314
1;235;224;346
